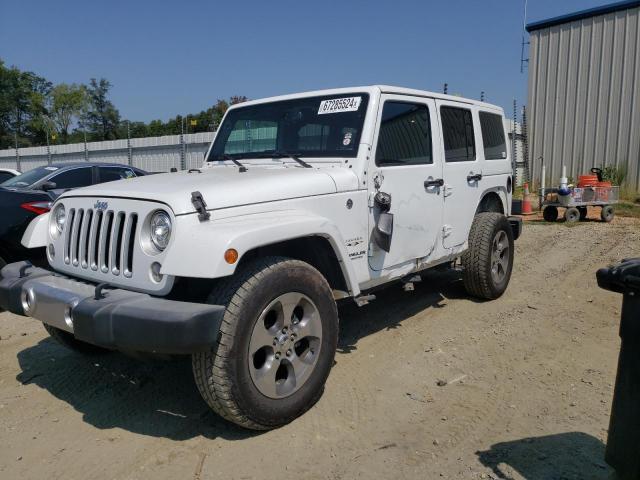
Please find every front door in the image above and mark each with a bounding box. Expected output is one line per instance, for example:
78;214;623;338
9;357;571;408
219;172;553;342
436;100;484;248
368;95;444;271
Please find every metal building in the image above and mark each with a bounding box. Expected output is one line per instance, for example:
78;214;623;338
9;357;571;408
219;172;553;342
526;0;640;189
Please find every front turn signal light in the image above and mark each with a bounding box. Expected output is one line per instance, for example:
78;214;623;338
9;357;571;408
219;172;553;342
224;249;239;264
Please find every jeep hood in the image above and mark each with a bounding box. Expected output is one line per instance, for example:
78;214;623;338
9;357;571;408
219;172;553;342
60;166;360;215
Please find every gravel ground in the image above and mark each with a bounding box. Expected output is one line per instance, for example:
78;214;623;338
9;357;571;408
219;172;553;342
0;214;638;479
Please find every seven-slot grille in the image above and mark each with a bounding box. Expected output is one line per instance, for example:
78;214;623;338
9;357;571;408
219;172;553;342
63;208;138;277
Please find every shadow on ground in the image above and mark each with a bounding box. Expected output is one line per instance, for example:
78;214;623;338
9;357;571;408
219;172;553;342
15;267;469;440
476;432;613;479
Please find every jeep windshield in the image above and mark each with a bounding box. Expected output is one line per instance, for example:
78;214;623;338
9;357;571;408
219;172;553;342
208;93;369;161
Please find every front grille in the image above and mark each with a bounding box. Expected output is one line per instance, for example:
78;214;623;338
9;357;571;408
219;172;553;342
64;208;138;278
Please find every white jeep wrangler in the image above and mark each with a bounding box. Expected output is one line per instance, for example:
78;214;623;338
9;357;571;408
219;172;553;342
0;86;521;430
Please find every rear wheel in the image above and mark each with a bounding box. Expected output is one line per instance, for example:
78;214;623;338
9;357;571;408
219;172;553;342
43;324;109;354
564;207;580;223
601;205;615;223
462;213;514;300
192;256;339;430
543;206;558;222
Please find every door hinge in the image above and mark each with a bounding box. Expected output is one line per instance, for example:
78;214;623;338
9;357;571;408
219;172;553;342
443;184;453;197
442;225;453;237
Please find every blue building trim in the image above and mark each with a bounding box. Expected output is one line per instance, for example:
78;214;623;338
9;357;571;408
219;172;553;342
526;0;640;32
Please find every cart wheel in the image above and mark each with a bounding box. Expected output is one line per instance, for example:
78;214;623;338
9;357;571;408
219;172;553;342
578;206;588;221
564;207;580;223
601;205;615;223
543;206;559;222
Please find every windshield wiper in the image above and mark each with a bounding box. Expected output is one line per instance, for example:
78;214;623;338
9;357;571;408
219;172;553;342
272;151;312;168
220;154;247;172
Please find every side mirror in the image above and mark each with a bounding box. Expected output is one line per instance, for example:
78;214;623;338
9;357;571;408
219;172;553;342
373;212;393;252
41;181;57;192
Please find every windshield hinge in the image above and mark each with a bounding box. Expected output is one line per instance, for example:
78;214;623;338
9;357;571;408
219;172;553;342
191;191;211;222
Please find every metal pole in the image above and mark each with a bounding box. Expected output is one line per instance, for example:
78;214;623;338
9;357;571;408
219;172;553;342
522;105;529;184
513;99;518;186
14;129;20;172
126;121;132;166
180;116;186;171
46;129;51;165
84;131;89;161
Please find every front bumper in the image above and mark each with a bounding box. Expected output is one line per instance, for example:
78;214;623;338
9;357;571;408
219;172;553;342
0;261;224;354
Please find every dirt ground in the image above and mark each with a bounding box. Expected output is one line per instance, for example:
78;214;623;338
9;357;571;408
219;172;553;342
1;211;639;480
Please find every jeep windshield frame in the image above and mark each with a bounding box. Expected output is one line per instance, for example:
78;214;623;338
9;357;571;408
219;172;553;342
207;93;370;162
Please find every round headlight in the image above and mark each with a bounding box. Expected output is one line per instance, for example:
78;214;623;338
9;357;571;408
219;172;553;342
50;204;66;238
150;210;171;251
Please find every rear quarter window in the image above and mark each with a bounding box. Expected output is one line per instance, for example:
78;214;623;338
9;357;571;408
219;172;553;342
479;112;507;160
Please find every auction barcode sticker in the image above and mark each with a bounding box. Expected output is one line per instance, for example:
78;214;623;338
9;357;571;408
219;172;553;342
318;97;362;114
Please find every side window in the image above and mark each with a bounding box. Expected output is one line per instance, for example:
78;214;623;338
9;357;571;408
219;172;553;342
0;172;14;183
479;112;507;160
441;107;475;162
100;166;136;183
50;167;93;189
375;102;432;166
225;120;277;154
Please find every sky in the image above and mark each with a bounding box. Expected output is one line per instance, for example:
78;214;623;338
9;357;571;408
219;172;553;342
0;0;613;123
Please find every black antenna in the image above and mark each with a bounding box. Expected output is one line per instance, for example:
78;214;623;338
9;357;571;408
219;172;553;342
443;83;448;95
480;91;485;102
520;0;529;73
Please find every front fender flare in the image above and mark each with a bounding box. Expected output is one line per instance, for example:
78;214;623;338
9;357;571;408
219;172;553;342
162;210;360;296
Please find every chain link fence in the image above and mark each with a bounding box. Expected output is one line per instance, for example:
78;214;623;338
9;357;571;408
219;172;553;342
0;132;215;173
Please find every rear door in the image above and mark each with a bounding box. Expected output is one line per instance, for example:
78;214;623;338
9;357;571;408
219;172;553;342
437;100;484;248
368;95;444;271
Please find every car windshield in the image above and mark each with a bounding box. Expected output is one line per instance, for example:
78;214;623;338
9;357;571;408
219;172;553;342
1;166;56;188
208;93;370;161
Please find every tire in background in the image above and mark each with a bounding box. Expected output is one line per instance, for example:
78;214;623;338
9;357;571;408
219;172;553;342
601;205;615;223
565;207;580;223
543;206;559;222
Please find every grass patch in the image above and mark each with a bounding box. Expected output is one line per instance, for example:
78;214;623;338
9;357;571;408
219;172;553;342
615;201;640;219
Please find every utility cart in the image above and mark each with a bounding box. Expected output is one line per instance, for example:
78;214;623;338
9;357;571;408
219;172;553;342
539;185;619;223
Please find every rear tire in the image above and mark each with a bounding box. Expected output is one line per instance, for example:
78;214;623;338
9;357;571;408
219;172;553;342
601;205;615;222
462;212;514;300
43;324;109;354
543;206;558;222
192;256;339;430
564;207;580;223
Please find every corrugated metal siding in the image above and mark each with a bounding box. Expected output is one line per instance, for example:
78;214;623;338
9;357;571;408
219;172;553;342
528;5;640;189
0;132;215;173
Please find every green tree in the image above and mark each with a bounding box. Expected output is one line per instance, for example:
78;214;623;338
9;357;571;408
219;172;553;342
81;78;120;140
48;83;88;142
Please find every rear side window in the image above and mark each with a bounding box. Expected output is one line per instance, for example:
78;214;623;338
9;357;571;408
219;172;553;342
50;167;93;189
0;172;14;183
479;112;507;160
376;102;432;166
441;107;475;162
100;166;136;183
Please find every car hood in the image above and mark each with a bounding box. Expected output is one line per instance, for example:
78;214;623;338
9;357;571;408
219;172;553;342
59;166;360;215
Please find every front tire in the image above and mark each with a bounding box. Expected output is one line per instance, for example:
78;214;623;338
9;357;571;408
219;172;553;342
462;212;515;300
192;256;338;430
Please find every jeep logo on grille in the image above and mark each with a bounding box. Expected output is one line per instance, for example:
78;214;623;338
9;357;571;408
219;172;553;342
94;200;108;211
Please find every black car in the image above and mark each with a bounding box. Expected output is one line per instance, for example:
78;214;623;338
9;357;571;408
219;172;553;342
0;163;147;269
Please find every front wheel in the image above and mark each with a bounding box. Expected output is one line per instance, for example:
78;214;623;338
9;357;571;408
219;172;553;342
192;256;338;430
462;212;515;300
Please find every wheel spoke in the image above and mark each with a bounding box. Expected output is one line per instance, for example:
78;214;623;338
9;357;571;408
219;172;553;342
249;320;277;355
251;357;279;398
277;292;303;328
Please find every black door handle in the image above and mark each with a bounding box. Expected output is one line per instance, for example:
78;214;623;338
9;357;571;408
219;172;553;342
467;173;483;182
424;178;444;188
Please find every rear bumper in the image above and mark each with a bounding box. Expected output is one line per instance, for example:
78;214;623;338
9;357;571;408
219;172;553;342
0;261;224;354
508;216;523;240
